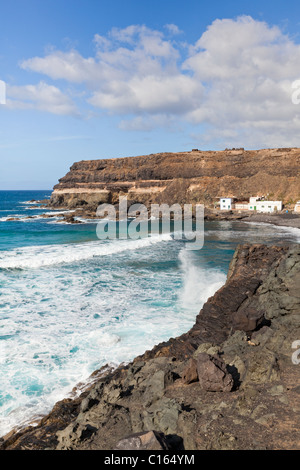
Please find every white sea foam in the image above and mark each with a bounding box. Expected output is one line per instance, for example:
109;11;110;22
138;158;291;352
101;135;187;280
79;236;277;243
0;236;227;437
0;215;23;222
42;210;75;216
0;210;76;222
0;233;172;269
0;215;42;222
178;248;226;309
244;221;300;238
19;200;39;205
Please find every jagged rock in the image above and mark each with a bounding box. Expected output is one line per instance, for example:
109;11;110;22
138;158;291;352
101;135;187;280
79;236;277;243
114;430;171;450
193;343;221;357
196;353;234;392
142;397;182;435
59;214;82;224
182;358;198;384
251;326;273;346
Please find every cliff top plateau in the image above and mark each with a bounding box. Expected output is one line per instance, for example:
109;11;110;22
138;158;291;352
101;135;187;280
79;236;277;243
49;147;300;212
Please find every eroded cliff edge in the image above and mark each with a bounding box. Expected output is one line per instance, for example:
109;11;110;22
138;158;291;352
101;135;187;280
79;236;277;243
2;243;300;450
49;148;300;212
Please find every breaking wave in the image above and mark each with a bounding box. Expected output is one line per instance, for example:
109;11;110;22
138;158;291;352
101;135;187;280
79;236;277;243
0;233;173;270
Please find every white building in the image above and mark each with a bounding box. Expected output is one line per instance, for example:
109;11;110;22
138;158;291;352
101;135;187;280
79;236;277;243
248;197;282;213
294;201;300;213
220;198;234;210
249;197;259;205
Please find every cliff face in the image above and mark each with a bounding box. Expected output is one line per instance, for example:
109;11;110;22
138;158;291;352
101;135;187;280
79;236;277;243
2;244;300;450
50;148;300;211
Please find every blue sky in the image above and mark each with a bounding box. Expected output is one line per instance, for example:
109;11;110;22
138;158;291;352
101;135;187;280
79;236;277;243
1;0;300;189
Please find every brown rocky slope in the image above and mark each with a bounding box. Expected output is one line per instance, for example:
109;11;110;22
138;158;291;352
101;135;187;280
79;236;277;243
1;243;300;450
49;148;300;212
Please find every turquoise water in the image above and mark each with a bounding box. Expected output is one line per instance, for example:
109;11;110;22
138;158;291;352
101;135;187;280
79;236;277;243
0;190;299;436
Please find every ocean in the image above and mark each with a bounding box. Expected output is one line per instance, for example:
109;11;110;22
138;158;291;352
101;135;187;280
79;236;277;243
0;190;299;437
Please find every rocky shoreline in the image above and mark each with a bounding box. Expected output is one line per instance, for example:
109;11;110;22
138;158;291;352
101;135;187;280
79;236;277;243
1;243;299;450
7;198;300;231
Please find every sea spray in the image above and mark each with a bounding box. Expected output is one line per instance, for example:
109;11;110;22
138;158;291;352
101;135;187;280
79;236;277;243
178;247;226;311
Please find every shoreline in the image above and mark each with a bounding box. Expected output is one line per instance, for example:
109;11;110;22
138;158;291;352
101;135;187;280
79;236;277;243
1;194;299;448
5;198;300;230
1;242;300;450
204;208;300;229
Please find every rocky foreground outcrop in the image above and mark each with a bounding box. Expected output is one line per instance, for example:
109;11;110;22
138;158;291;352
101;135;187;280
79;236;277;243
1;244;300;450
49;148;300;212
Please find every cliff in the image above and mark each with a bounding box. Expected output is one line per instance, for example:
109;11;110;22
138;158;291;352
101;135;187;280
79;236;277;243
49;148;300;212
2;243;300;450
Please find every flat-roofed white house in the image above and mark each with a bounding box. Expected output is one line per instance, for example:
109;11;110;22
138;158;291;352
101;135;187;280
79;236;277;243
248;197;282;213
220;198;234;210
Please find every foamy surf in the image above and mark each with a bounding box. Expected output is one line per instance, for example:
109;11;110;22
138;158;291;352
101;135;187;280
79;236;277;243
0;210;76;223
0;233;173;270
244;221;300;239
19;200;39;204
0;239;226;437
2;192;297;440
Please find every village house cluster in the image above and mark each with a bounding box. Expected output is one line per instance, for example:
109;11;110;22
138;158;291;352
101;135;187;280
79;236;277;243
219;196;287;213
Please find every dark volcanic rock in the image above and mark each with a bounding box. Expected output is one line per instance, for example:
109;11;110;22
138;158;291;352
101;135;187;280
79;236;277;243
59;214;82;224
1;243;300;451
196;353;234;392
181;358;198;385
114;430;172;450
135;244;290;360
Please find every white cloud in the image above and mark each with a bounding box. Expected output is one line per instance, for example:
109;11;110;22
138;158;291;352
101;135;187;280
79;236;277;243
164;24;183;36
15;17;300;146
88;74;203;115
181;15;300;146
21;51;99;83
6;81;79;116
184;15;300;81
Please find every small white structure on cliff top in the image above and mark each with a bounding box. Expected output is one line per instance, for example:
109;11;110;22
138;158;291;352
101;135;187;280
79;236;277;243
220;198;234;210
